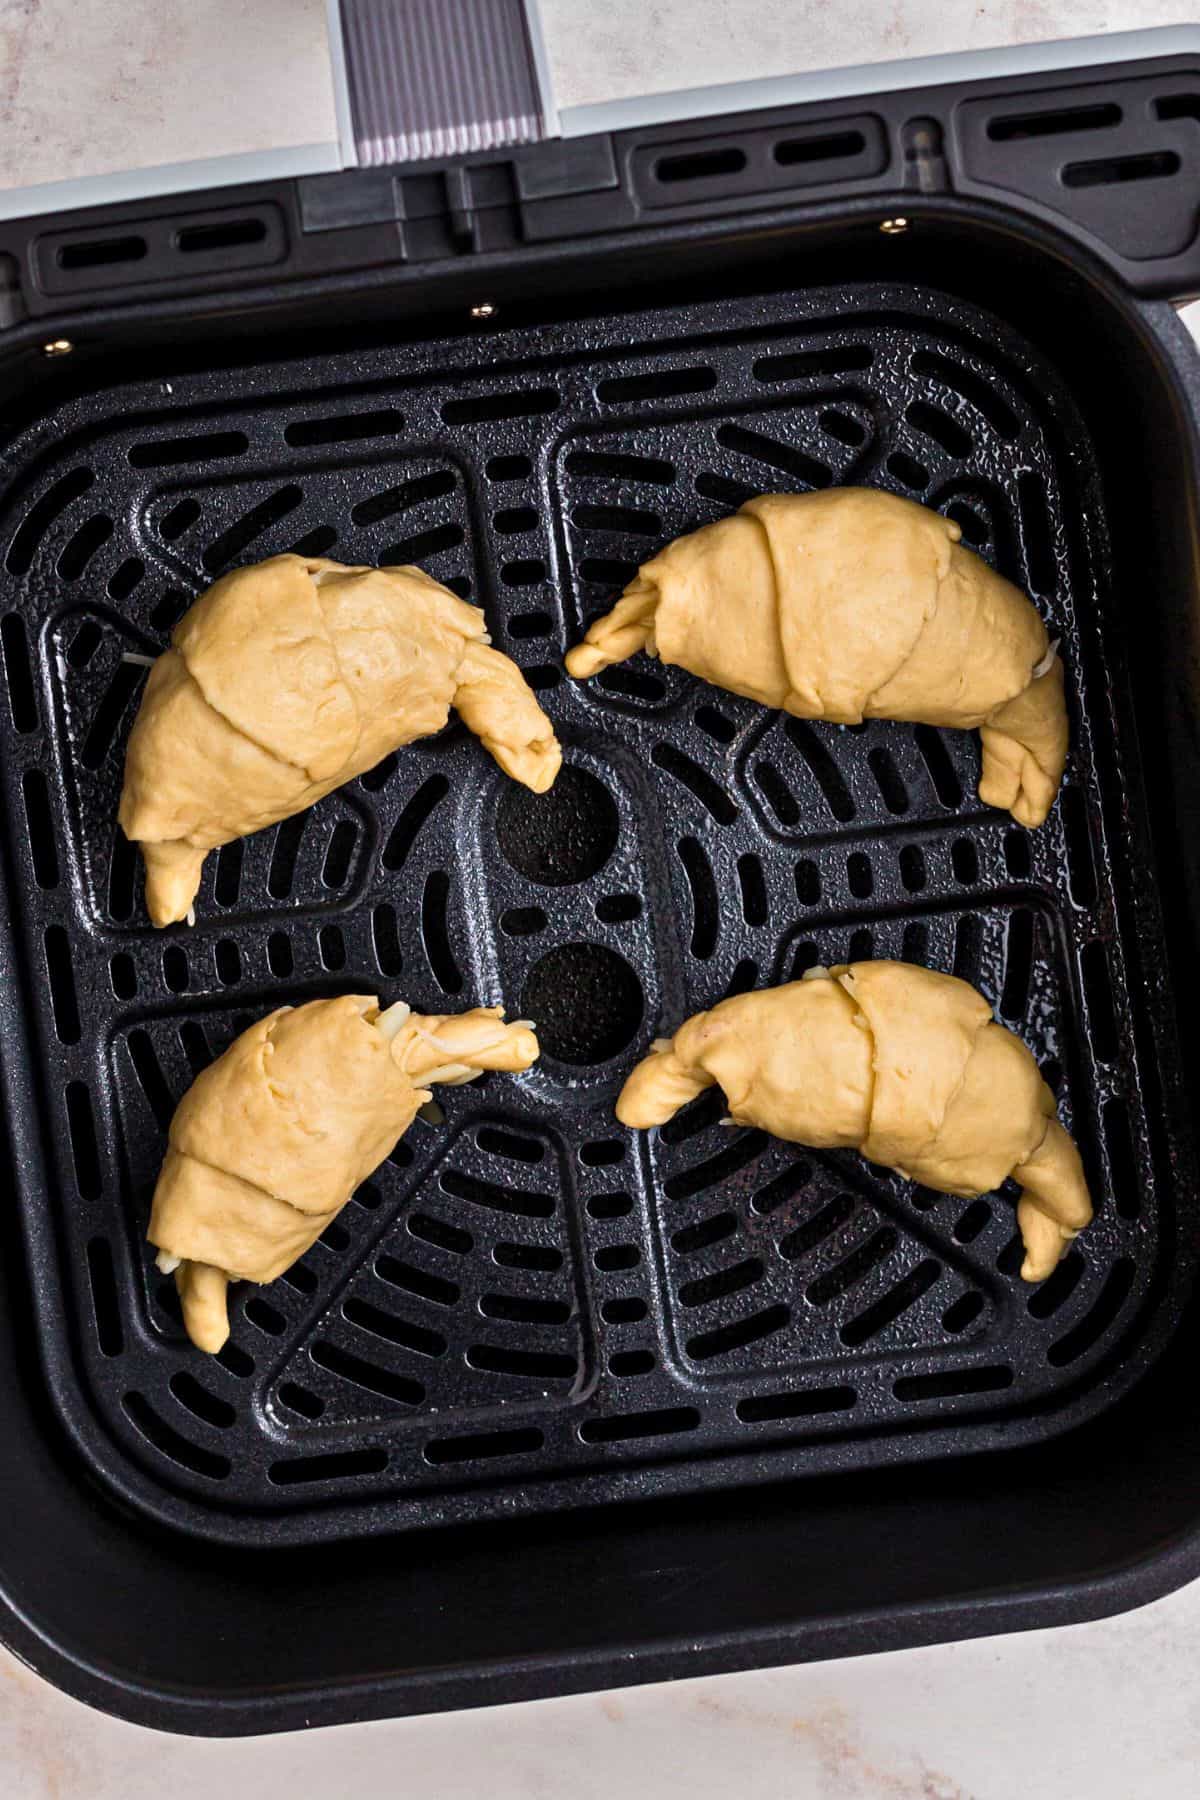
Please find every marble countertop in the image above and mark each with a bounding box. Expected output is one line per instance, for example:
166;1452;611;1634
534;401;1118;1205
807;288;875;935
4;2;1200;1793
6;1577;1200;1798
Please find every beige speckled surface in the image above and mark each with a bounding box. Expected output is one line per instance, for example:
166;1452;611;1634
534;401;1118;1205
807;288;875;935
0;0;336;192
3;2;1200;1792
540;0;1200;109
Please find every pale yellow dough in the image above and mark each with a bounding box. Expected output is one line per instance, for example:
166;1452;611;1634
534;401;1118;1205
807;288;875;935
616;961;1092;1282
565;488;1068;829
120;554;562;925
149;997;540;1352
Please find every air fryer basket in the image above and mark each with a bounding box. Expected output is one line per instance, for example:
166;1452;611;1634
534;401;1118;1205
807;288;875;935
0;278;1187;1544
3;48;1200;1734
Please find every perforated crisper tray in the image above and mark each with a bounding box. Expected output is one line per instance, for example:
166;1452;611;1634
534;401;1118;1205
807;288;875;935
0;281;1184;1545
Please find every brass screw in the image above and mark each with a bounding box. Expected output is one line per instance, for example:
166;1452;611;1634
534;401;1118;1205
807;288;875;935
42;337;74;357
879;217;909;236
470;302;497;320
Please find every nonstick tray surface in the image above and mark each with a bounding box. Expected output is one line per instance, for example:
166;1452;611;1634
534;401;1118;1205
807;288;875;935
0;281;1184;1544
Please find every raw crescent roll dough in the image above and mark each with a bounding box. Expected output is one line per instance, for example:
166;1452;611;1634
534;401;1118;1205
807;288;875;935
566;488;1067;828
149;996;539;1352
120;554;562;925
616;961;1092;1282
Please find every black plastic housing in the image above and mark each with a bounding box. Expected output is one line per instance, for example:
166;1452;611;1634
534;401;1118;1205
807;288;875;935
2;53;1200;1736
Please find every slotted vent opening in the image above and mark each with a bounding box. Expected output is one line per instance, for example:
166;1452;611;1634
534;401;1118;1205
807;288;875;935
774;129;865;166
177;216;267;253
656;147;746;184
58;234;147;270
988;102;1121;140
1063;151;1180;188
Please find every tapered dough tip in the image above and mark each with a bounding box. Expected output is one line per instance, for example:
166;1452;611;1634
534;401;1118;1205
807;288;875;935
614;1044;692;1129
565;643;605;680
189;1315;231;1355
525;737;564;793
139;839;207;928
147;893;197;929
147;895;186;929
1016;1201;1075;1284
978;768;1049;831
143;868;195;928
489;735;563;793
175;1260;231;1354
613;1087;646;1129
508;1025;541;1067
978;759;1054;830
1011;785;1054;830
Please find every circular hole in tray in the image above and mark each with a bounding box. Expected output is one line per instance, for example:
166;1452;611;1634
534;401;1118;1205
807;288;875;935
496;765;618;887
522;942;643;1064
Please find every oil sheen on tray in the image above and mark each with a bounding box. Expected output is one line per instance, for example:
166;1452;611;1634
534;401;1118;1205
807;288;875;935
0;282;1178;1542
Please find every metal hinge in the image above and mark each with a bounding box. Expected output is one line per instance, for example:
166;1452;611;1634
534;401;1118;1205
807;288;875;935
328;0;559;168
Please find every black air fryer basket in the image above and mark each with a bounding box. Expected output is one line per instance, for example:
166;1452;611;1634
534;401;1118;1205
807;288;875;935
3;34;1200;1734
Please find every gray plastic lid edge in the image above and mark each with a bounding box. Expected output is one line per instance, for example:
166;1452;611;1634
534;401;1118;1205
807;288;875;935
2;23;1200;224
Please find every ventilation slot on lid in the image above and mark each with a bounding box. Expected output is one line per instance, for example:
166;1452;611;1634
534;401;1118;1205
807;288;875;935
44;207;281;295
1156;94;1200;124
645;117;880;200
773;130;865;166
57;235;147;270
176;216;267;254
988;102;1122;140
1062;151;1180;188
656;146;746;185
